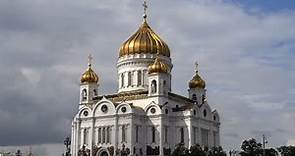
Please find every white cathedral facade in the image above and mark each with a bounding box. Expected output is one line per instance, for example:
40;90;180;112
70;5;220;156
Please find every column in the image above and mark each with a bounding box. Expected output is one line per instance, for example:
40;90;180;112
188;118;193;148
90;118;95;156
198;127;202;145
76;120;81;156
114;115;118;156
159;115;164;156
209;129;214;148
130;116;134;155
71;122;75;156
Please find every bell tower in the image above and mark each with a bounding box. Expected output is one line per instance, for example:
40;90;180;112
188;62;206;105
79;55;99;107
147;56;171;97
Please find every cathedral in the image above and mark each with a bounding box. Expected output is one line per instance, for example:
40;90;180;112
70;2;220;156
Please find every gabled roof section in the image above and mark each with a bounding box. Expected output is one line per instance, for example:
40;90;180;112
94;90;148;103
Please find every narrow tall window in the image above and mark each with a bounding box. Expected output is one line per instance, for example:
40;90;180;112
152;127;156;143
98;128;101;144
102;127;106;143
192;94;197;101
83;129;88;145
93;89;97;96
82;89;87;100
202;95;206;104
136;126;139;143
121;73;125;88
164;126;168;143
151;80;157;93
122;125;126;142
106;127;110;143
180;127;184;143
137;71;142;86
128;72;132;86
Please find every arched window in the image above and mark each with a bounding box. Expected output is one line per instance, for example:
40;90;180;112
82;89;87;100
202;95;206;104
128;72;132;86
151;80;157;93
122;125;126;142
102;127;106;143
180;127;184;143
137;71;142;86
98;128;101;143
121;73;125;88
83;129;88;145
106;127;110;143
203;109;207;117
164;126;168;143
93;89;97;96
213;115;216;121
165;109;168;114
152;127;156;143
192;94;197;101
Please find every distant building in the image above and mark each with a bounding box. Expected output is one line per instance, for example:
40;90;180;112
70;1;221;156
0;152;12;156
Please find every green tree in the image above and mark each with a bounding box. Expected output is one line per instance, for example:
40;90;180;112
189;144;206;156
171;143;189;156
240;138;262;156
278;146;295;156
208;146;227;156
264;148;277;156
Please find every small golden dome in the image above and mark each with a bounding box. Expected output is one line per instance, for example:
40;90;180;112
119;20;170;58
81;68;99;84
189;63;206;89
189;73;206;89
148;57;169;74
80;55;99;84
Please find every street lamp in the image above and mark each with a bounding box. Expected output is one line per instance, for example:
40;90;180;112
64;137;71;156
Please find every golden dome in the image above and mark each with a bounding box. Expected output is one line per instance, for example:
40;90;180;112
119;20;170;58
80;55;99;84
189;63;206;89
81;68;99;84
148;57;169;74
189;73;206;89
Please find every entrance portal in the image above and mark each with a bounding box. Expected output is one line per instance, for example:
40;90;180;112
100;151;108;156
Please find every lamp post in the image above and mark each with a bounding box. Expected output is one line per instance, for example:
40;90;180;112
15;150;22;156
64;137;71;156
262;135;268;156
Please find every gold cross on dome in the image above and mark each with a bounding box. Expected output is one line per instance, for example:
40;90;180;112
195;61;199;73
143;0;148;19
88;54;93;67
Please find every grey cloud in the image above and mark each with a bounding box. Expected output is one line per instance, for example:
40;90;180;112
0;0;295;153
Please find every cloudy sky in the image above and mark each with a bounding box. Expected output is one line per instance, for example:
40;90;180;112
0;0;295;155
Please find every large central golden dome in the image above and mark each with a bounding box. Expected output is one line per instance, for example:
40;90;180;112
119;20;170;58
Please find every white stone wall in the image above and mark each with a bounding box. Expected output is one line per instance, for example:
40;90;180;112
71;94;220;156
